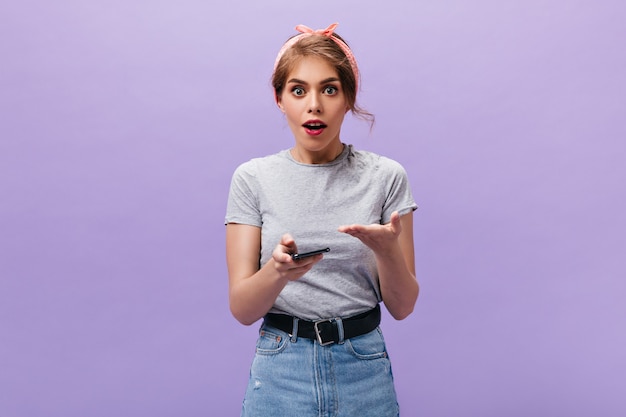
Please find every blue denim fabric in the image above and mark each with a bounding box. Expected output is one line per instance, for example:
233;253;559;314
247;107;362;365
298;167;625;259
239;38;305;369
241;321;400;417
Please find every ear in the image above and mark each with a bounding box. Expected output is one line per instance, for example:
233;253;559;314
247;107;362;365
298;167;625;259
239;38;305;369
274;92;285;112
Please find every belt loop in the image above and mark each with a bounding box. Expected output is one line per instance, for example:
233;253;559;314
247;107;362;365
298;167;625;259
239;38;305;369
335;317;345;344
291;317;299;343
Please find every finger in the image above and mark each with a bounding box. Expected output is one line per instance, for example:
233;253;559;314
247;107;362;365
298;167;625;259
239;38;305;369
273;248;293;264
273;235;297;264
281;233;295;247
337;225;350;233
389;211;402;233
338;227;359;237
279;233;299;255
338;224;364;233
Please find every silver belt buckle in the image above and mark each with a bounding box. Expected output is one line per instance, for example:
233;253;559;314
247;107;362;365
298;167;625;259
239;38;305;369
314;319;335;346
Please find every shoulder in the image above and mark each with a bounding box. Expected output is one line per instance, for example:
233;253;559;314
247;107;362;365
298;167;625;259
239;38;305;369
348;147;408;175
231;150;289;179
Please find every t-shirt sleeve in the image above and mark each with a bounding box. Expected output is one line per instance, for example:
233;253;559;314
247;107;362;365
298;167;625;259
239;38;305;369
224;162;262;227
380;158;418;224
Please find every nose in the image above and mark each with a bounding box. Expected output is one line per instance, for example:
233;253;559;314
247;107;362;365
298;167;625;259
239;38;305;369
307;92;322;114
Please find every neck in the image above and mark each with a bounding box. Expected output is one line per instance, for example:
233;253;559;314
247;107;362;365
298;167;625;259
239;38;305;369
291;142;345;164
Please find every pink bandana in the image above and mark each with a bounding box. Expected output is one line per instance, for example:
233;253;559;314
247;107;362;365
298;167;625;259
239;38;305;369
273;23;359;91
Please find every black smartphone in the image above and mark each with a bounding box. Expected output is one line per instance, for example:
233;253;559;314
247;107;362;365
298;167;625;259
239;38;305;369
291;247;330;261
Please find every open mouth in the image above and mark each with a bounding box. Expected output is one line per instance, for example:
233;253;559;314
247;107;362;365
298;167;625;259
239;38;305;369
303;122;327;131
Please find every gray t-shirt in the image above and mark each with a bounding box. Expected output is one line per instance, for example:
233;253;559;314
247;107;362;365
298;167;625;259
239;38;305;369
225;144;417;320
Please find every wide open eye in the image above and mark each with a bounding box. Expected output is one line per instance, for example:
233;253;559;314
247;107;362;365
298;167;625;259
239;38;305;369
323;86;338;95
291;87;305;96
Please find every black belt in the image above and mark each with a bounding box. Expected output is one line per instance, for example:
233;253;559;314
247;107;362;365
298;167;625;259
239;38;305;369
263;304;381;346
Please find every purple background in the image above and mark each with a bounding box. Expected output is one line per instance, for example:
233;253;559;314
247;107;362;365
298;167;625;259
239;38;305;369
1;1;625;416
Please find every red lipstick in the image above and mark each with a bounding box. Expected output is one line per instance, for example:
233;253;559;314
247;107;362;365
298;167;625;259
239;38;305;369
302;119;327;136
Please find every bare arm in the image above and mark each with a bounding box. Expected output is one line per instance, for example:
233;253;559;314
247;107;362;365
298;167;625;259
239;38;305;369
225;223;323;325
338;211;419;320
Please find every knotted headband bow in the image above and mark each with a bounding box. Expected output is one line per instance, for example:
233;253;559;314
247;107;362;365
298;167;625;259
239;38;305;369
273;23;360;91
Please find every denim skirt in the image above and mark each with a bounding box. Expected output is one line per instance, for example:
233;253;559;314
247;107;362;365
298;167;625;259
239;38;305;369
241;321;399;417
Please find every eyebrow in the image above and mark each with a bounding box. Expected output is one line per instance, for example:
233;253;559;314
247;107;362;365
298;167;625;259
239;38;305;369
286;77;341;85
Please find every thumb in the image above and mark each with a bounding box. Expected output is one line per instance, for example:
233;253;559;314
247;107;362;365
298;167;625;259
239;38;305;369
281;233;295;246
281;234;298;253
389;211;402;234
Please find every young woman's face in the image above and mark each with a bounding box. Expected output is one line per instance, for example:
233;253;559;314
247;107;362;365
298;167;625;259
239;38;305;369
277;56;349;163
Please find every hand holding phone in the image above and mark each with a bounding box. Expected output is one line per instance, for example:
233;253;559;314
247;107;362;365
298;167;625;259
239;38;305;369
291;247;330;261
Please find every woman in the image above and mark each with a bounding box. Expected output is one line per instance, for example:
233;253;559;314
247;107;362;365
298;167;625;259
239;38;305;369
225;23;419;417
